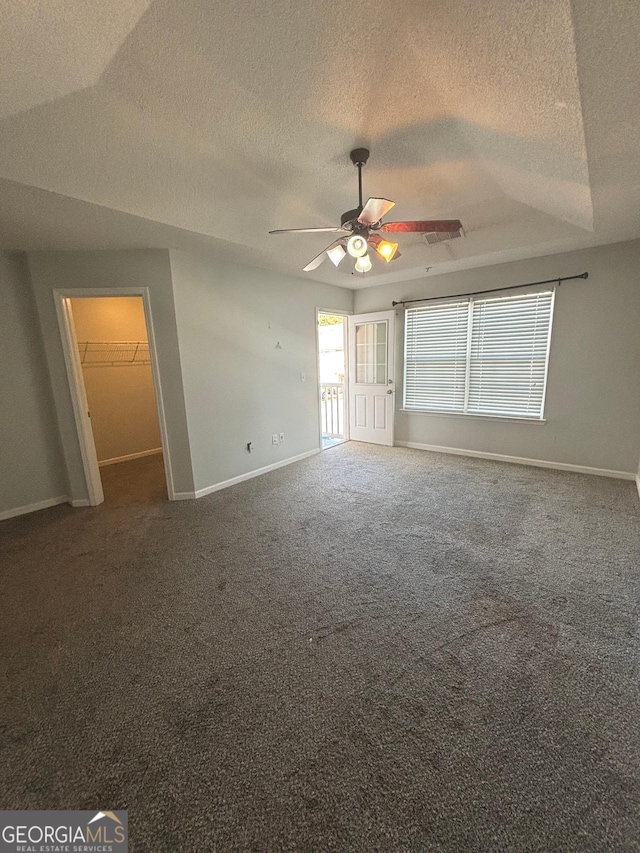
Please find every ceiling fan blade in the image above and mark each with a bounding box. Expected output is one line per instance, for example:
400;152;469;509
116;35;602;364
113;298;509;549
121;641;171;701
302;239;344;272
380;219;463;234
269;226;345;234
303;251;329;272
358;197;395;225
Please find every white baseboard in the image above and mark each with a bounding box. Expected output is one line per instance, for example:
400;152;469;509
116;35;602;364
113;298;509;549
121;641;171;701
0;495;69;521
70;498;91;507
98;447;162;467
172;448;321;501
636;474;640;502
395;441;636;481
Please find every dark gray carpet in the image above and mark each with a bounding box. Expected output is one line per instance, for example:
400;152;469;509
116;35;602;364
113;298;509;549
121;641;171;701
1;444;639;852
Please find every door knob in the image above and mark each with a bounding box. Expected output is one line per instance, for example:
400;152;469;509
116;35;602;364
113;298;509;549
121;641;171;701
386;389;393;395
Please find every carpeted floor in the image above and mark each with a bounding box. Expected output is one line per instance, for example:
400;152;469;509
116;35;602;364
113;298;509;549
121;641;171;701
1;443;639;852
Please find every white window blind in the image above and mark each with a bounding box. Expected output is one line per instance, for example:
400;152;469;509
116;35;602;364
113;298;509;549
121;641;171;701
404;300;469;412
404;290;554;419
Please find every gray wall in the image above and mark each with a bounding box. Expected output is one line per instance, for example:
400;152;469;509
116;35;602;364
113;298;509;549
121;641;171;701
170;251;353;492
0;252;67;514
11;239;636;517
354;240;640;474
27;250;195;499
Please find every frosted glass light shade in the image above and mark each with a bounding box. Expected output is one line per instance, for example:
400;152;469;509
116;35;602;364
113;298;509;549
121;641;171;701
355;253;372;273
327;244;346;267
347;235;368;258
375;239;399;262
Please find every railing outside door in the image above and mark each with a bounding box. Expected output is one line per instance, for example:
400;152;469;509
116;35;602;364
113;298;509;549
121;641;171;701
320;383;344;438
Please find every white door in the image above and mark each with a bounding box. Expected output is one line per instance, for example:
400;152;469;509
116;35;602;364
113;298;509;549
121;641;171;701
347;310;395;445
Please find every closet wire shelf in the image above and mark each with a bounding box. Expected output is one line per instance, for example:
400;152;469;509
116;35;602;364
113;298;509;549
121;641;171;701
78;341;151;367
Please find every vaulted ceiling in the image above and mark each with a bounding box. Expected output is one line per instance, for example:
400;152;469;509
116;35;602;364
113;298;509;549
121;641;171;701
1;0;639;288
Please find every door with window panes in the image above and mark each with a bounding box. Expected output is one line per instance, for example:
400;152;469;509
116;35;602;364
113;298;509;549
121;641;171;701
347;311;395;445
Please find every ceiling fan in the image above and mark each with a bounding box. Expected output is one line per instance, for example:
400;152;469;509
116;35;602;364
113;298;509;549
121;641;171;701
269;148;464;274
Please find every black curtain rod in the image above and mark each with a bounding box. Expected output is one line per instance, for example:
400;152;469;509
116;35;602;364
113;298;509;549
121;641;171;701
391;272;588;307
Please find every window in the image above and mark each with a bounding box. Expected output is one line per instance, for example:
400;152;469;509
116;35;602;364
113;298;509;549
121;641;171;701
404;290;555;419
355;320;387;384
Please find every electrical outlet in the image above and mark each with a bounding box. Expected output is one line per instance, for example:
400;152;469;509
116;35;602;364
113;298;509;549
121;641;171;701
279;432;285;443
272;434;279;445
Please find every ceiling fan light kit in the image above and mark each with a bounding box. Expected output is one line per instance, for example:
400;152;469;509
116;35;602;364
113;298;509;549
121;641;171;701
269;149;464;275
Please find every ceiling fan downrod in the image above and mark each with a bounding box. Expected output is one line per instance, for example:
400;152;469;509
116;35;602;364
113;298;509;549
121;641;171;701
340;148;371;228
349;148;370;212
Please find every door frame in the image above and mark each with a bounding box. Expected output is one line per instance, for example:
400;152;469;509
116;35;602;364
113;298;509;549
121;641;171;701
54;287;176;504
315;307;351;449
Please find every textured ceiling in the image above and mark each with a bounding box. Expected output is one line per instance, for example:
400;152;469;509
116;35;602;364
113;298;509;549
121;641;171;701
1;0;639;288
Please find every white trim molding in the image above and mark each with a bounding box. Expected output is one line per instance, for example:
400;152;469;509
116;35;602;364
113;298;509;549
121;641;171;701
395;441;636;480
98;448;163;468
54;292;104;506
173;448;321;500
636;474;640;502
0;496;69;521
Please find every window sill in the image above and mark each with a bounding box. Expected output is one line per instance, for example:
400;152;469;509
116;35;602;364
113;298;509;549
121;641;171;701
399;409;547;425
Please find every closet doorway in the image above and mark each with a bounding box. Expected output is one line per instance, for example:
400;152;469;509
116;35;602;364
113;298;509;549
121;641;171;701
56;289;173;505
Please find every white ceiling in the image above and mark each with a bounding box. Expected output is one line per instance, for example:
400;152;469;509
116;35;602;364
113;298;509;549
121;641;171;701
1;0;639;288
